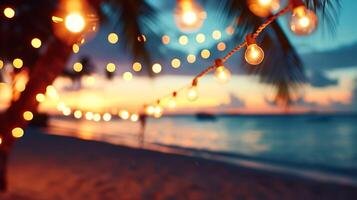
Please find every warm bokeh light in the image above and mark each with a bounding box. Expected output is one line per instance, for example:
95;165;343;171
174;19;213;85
123;72;133;81
290;6;318;35
200;49;210;59
46;85;58;100
0;138;2;145
85;112;94;120
168;98;177;109
72;44;80;53
119;110;130;120
31;38;42;48
187;86;198;101
0;59;4;69
52;16;64;23
171;58;181;68
145;105;155;115
93;113;101;122
178;35;189;45
214;66;231;84
153;105;163;118
212;30;221;40
226;26;235;35
187;54;196;63
248;0;280;17
103;113;112;121
137;34;146;42
12;127;24;138
57;102;66;111
106;63;116;73
4;7;15;19
217;42;226;51
13;58;23;69
174;0;206;31
74;110;83;119
73;62;83;72
108;33;119;44
196;33;206;43
63;107;71;116
130;114;139;122
162;35;170;45
152;63;162;74
23;111;34;121
245;44;264;65
65;13;85;33
132;62;142;72
36;93;46;103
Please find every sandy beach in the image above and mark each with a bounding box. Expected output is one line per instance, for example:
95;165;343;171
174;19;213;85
0;127;356;200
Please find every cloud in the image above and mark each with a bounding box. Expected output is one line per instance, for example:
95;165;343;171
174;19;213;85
308;70;338;87
302;42;357;70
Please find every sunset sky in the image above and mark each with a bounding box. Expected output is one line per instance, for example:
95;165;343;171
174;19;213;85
2;0;357;114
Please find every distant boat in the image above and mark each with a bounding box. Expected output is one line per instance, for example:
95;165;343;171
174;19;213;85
195;113;217;121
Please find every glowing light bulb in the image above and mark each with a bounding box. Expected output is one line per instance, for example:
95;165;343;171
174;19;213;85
106;63;116;73
153;105;163;118
63;107;71;116
187;86;198;101
74;110;83;119
108;33;119;44
290;6;318;35
36;93;46;103
72;44;80;53
12;127;24;138
133;62;142;72
152;63;162;74
130;114;139;122
4;7;15;19
119;110;130;120
168;98;177;109
13;58;23;69
31;38;42;48
23;111;34;121
145;105;155;115
85;112;94;120
65;13;85;33
248;0;280;17
171;58;181;69
245;44;264;65
214;66;231;84
174;0;206;31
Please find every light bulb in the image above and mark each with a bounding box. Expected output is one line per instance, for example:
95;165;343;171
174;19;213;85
65;13;85;33
168;98;177;109
153;105;163;118
174;0;206;32
145;105;155;115
187;86;198;101
290;6;318;35
248;0;280;17
214;66;231;84
245;44;264;65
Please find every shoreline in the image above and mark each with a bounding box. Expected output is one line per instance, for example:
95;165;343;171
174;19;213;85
1;128;357;199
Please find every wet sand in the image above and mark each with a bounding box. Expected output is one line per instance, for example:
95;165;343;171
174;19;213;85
1;128;356;200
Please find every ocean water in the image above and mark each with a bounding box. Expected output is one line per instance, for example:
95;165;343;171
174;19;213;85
46;114;357;184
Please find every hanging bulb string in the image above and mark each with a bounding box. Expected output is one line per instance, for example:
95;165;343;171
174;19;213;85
144;5;292;112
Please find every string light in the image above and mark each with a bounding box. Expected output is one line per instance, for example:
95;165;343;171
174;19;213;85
63;107;71;116
171;58;181;69
174;0;206;31
103;113;112;121
108;33;119;44
217;42;226;51
290;0;318;35
152;63;162;74
226;26;235;35
248;0;280;17
187;54;196;63
31;38;42;48
0;59;4;69
106;63;116;73
23;111;34;121
93;113;101;122
74;110;83;119
200;49;210;59
168;92;177;109
145;105;155;115
36;93;46;103
72;44;80;53
179;35;189;45
12;127;24;138
162;35;170;45
65;13;85;33
3;7;15;19
85;112;94;120
130;114;139;122
196;33;206;43
214;59;231;84
153;101;163;118
187;80;199;101
132;62;142;72
73;62;83;72
13;58;23;69
245;34;264;65
123;72;133;81
119;110;130;120
212;30;222;40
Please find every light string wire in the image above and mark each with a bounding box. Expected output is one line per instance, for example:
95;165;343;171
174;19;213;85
143;5;291;112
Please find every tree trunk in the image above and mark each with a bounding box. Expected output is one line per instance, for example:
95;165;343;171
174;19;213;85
0;38;72;192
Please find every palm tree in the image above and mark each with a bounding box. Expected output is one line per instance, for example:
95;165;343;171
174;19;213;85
0;0;339;191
